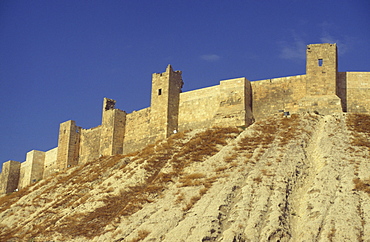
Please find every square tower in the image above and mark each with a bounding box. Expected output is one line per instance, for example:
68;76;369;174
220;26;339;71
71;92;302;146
299;43;343;114
306;43;338;95
0;160;21;194
100;98;126;156
56;120;81;170
18;150;45;189
150;65;183;139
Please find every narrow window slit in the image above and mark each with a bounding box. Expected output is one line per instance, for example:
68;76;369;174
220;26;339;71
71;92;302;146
158;89;162;95
318;59;323;66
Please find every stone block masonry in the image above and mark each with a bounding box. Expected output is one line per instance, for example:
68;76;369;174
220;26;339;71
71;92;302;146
0;160;21;194
0;43;369;194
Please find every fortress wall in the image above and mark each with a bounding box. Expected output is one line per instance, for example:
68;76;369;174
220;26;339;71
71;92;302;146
214;78;253;127
18;150;45;189
18;160;29;189
79;127;101;164
251;75;306;120
0;160;20;194
343;72;370;113
56;121;81;170
178;85;220;131
29;150;45;183
337;72;347;111
123;108;152;154
100;109;126;156
43;147;58;178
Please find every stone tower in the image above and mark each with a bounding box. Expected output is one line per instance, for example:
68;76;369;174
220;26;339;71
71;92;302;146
100;98;126;156
306;43;338;95
299;43;342;114
0;160;20;194
150;65;183;139
56;120;81;170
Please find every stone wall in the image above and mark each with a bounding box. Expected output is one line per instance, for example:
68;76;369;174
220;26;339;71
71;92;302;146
18;150;45;189
79;127;101;164
251;75;306;120
306;43;338;96
100;99;126;156
43;147;58;177
1;43;369;194
0;160;20;194
56;120;81;171
343;72;370;113
123;108;152;154
179;85;220;131
179;77;253;130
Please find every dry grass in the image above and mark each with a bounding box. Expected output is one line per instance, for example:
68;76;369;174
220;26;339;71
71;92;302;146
10;127;235;240
0;127;240;241
224;153;238;163
253;177;263;183
327;227;336;241
347;114;370;149
353;178;370;195
214;166;228;173
129;229;150;242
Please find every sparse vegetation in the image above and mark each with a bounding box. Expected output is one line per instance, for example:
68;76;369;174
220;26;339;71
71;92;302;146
0;127;239;241
347;114;370;149
130;230;150;242
353;178;370;195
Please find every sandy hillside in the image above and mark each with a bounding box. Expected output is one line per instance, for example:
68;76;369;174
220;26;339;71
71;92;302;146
0;112;369;242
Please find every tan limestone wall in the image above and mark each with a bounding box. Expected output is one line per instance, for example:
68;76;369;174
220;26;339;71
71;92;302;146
43;147;58;178
79;127;101;164
178;85;220;131
306;43;337;96
56;120;81;170
18;160;29;189
149;65;183;139
0;160;20;194
344;72;370;113
19;150;45;189
337;72;348;111
123;108;151;154
251;75;306;120
213;78;253;127
100;109;126;156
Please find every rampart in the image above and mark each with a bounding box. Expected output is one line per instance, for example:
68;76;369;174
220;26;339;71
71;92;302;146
1;43;369;194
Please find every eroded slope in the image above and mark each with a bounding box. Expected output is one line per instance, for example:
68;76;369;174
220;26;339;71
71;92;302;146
0;113;369;242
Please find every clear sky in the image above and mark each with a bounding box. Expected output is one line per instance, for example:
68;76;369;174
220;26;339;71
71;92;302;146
0;0;369;170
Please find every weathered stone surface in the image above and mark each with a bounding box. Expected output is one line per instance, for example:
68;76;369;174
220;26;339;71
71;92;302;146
0;160;20;194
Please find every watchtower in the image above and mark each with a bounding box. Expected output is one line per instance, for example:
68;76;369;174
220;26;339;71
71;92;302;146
150;65;183;139
306;43;338;95
56;120;81;170
100;98;126;156
299;43;342;114
0;160;21;194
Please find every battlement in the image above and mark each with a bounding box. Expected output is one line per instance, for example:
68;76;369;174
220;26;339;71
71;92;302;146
1;43;369;194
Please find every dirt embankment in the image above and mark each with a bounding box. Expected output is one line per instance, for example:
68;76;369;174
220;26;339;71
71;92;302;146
0;113;369;242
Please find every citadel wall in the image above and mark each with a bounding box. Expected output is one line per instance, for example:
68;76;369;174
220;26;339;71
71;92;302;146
43;148;58;177
179;85;220;131
340;72;370;113
18;150;45;189
1;43;369;194
78;127;101;164
123;108;152;154
251;75;307;120
0;160;20;194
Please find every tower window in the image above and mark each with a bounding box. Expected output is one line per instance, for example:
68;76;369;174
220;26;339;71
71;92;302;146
158;89;162;95
318;59;323;66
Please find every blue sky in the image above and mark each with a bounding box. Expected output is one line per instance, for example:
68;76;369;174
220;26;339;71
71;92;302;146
0;0;369;170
